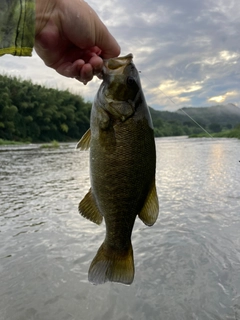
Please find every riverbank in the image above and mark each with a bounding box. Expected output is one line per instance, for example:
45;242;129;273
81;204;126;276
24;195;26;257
1;126;240;146
0;139;27;145
0;139;63;148
189;125;240;139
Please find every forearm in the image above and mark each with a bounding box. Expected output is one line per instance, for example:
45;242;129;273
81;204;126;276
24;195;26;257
0;0;35;56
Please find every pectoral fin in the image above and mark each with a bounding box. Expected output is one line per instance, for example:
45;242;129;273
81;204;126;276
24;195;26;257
79;188;103;225
76;128;91;150
138;182;159;226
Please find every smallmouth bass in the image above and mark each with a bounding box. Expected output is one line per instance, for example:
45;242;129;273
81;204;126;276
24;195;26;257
77;53;159;285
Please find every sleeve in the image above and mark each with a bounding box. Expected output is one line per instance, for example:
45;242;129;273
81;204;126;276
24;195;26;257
0;0;35;57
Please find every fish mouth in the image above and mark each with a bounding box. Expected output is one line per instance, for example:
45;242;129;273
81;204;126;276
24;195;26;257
103;53;133;76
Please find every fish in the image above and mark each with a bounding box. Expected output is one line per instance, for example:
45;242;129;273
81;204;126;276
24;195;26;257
77;53;159;285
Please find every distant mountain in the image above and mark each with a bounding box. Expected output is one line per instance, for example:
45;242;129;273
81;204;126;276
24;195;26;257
176;104;240;126
150;104;240;127
149;104;240;137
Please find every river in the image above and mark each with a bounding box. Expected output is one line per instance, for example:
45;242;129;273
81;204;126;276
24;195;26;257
0;137;240;320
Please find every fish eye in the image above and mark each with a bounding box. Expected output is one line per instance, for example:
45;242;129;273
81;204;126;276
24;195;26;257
126;76;136;86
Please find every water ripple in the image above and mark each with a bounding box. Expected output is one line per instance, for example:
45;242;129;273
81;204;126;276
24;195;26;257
1;139;240;320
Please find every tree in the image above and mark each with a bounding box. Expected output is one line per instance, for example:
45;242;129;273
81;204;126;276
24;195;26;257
0;74;92;142
209;123;222;133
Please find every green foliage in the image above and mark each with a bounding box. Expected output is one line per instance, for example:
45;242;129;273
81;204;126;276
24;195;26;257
0;74;91;142
1;74;240;142
0;138;25;145
149;105;240;138
40;140;60;148
209;123;222;133
189;123;240;139
225;124;240;139
150;108;205;137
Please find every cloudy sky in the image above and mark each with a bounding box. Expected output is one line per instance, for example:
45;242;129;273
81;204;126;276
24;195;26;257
1;0;240;111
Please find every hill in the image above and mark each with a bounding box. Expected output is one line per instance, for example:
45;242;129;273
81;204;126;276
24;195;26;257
176;104;240;127
150;104;240;136
1;74;240;142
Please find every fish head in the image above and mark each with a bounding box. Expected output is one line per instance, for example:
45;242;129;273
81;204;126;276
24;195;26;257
93;53;152;130
100;53;141;107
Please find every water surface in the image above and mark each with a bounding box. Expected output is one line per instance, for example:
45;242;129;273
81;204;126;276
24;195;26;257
0;137;240;320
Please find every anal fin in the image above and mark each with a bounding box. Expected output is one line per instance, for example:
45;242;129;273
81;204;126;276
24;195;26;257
79;188;103;225
138;181;159;226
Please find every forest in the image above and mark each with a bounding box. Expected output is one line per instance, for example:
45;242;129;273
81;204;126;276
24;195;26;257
0;75;91;142
150;103;240;137
1;74;240;143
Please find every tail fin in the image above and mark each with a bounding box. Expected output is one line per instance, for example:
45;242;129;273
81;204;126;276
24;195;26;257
88;242;134;285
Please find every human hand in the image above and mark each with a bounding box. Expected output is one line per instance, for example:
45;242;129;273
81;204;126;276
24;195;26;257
35;0;120;84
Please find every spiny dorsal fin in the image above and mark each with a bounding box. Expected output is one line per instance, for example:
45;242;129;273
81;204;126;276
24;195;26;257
76;128;91;150
138;181;159;226
79;188;103;225
88;242;134;285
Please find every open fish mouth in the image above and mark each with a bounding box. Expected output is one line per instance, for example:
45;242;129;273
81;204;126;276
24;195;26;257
102;53;133;76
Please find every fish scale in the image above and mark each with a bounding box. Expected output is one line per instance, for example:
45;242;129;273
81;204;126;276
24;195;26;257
77;53;159;285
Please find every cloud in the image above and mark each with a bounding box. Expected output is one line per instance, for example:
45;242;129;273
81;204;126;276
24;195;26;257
208;91;238;103
1;0;240;110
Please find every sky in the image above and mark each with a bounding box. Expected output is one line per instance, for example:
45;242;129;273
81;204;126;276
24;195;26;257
1;0;240;111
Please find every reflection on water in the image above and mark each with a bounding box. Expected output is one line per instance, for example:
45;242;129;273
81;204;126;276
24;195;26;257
0;137;240;320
